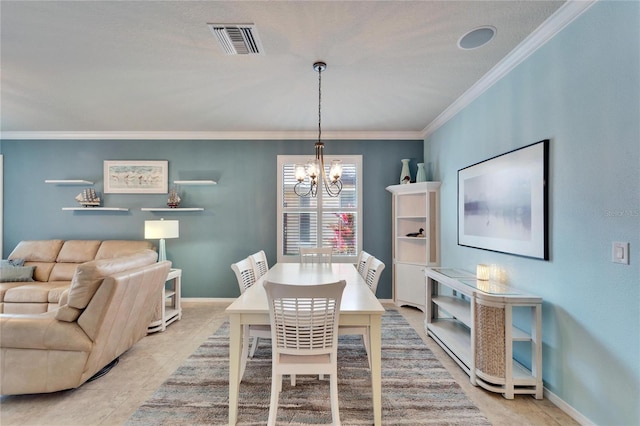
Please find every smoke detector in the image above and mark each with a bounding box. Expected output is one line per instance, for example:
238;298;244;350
207;23;264;55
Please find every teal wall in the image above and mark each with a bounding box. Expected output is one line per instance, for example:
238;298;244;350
1;139;424;299
426;2;639;425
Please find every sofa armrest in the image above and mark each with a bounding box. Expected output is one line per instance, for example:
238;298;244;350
0;312;92;352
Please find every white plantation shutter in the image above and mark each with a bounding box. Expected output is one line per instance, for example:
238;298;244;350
277;155;362;262
282;212;318;255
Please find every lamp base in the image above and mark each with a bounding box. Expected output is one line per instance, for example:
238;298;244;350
158;238;167;262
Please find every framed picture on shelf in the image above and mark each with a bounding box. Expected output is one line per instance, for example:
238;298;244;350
457;139;549;260
104;160;168;194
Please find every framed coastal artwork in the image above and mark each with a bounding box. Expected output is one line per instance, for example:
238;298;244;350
457;139;549;260
104;160;168;194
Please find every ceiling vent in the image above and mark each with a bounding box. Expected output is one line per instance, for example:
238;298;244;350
207;24;264;55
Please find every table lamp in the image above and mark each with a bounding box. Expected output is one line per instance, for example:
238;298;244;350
144;218;179;262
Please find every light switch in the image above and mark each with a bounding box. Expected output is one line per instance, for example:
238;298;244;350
612;242;629;264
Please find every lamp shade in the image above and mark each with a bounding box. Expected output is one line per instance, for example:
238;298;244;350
144;219;179;239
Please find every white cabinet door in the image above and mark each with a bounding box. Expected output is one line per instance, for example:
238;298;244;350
394;263;426;311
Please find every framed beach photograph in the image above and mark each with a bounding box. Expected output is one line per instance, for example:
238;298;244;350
104;160;168;194
458;139;549;260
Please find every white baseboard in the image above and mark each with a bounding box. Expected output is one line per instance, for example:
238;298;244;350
544;387;594;426
182;297;234;303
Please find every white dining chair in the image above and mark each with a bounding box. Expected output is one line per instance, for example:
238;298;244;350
231;257;257;294
339;257;385;368
249;250;269;279
231;257;271;375
299;246;333;264
363;257;385;295
264;280;346;426
355;250;372;277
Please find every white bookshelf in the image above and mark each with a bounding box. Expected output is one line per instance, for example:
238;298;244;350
386;182;441;311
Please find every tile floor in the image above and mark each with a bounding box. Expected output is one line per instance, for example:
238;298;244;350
0;302;578;425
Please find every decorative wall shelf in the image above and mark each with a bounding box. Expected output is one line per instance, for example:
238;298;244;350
62;207;129;211
141;207;204;212
45;180;94;185
173;180;216;185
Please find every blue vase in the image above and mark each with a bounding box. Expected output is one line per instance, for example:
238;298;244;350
416;163;427;182
400;159;411;184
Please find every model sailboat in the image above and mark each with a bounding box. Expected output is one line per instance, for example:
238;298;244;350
75;189;101;207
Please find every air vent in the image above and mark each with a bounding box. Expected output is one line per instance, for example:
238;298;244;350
207;23;264;55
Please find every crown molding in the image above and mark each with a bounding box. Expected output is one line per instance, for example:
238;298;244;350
0;130;423;141
421;0;597;140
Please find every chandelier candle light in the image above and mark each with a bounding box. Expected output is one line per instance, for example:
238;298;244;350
144;218;179;262
294;61;343;198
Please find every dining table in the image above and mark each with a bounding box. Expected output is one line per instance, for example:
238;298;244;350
225;262;386;425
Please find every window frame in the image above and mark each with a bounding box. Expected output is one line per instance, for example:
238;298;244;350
277;154;363;263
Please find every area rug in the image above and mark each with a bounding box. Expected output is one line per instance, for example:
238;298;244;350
127;309;490;425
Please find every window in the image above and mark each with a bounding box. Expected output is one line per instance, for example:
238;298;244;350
277;155;362;263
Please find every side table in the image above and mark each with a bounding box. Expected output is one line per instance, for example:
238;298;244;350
148;268;182;333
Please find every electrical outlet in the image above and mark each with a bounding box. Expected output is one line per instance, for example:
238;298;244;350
612;242;629;265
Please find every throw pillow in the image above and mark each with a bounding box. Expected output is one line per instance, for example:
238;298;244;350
1;259;25;267
0;265;36;282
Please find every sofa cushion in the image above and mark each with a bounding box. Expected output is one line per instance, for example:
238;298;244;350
49;263;80;282
56;240;102;263
0;311;92;351
65;250;158;311
0;265;35;282
8;240;64;262
2;302;49;314
47;283;71;303
3;282;66;303
23;261;55;282
0;282;32;302
94;240;154;260
56;305;83;322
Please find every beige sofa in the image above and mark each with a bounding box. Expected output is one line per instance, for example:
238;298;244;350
0;249;171;395
0;240;154;314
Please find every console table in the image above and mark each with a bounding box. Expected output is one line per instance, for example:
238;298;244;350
148;268;182;333
424;267;543;399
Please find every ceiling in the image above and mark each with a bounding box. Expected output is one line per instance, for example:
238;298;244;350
1;1;575;140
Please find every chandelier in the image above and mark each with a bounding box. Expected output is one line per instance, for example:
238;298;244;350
294;61;342;197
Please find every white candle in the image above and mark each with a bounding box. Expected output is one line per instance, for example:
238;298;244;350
476;264;490;281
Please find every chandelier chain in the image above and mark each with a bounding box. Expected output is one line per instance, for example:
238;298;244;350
318;65;322;143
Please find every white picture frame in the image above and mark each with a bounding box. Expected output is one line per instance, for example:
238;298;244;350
104;160;168;194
